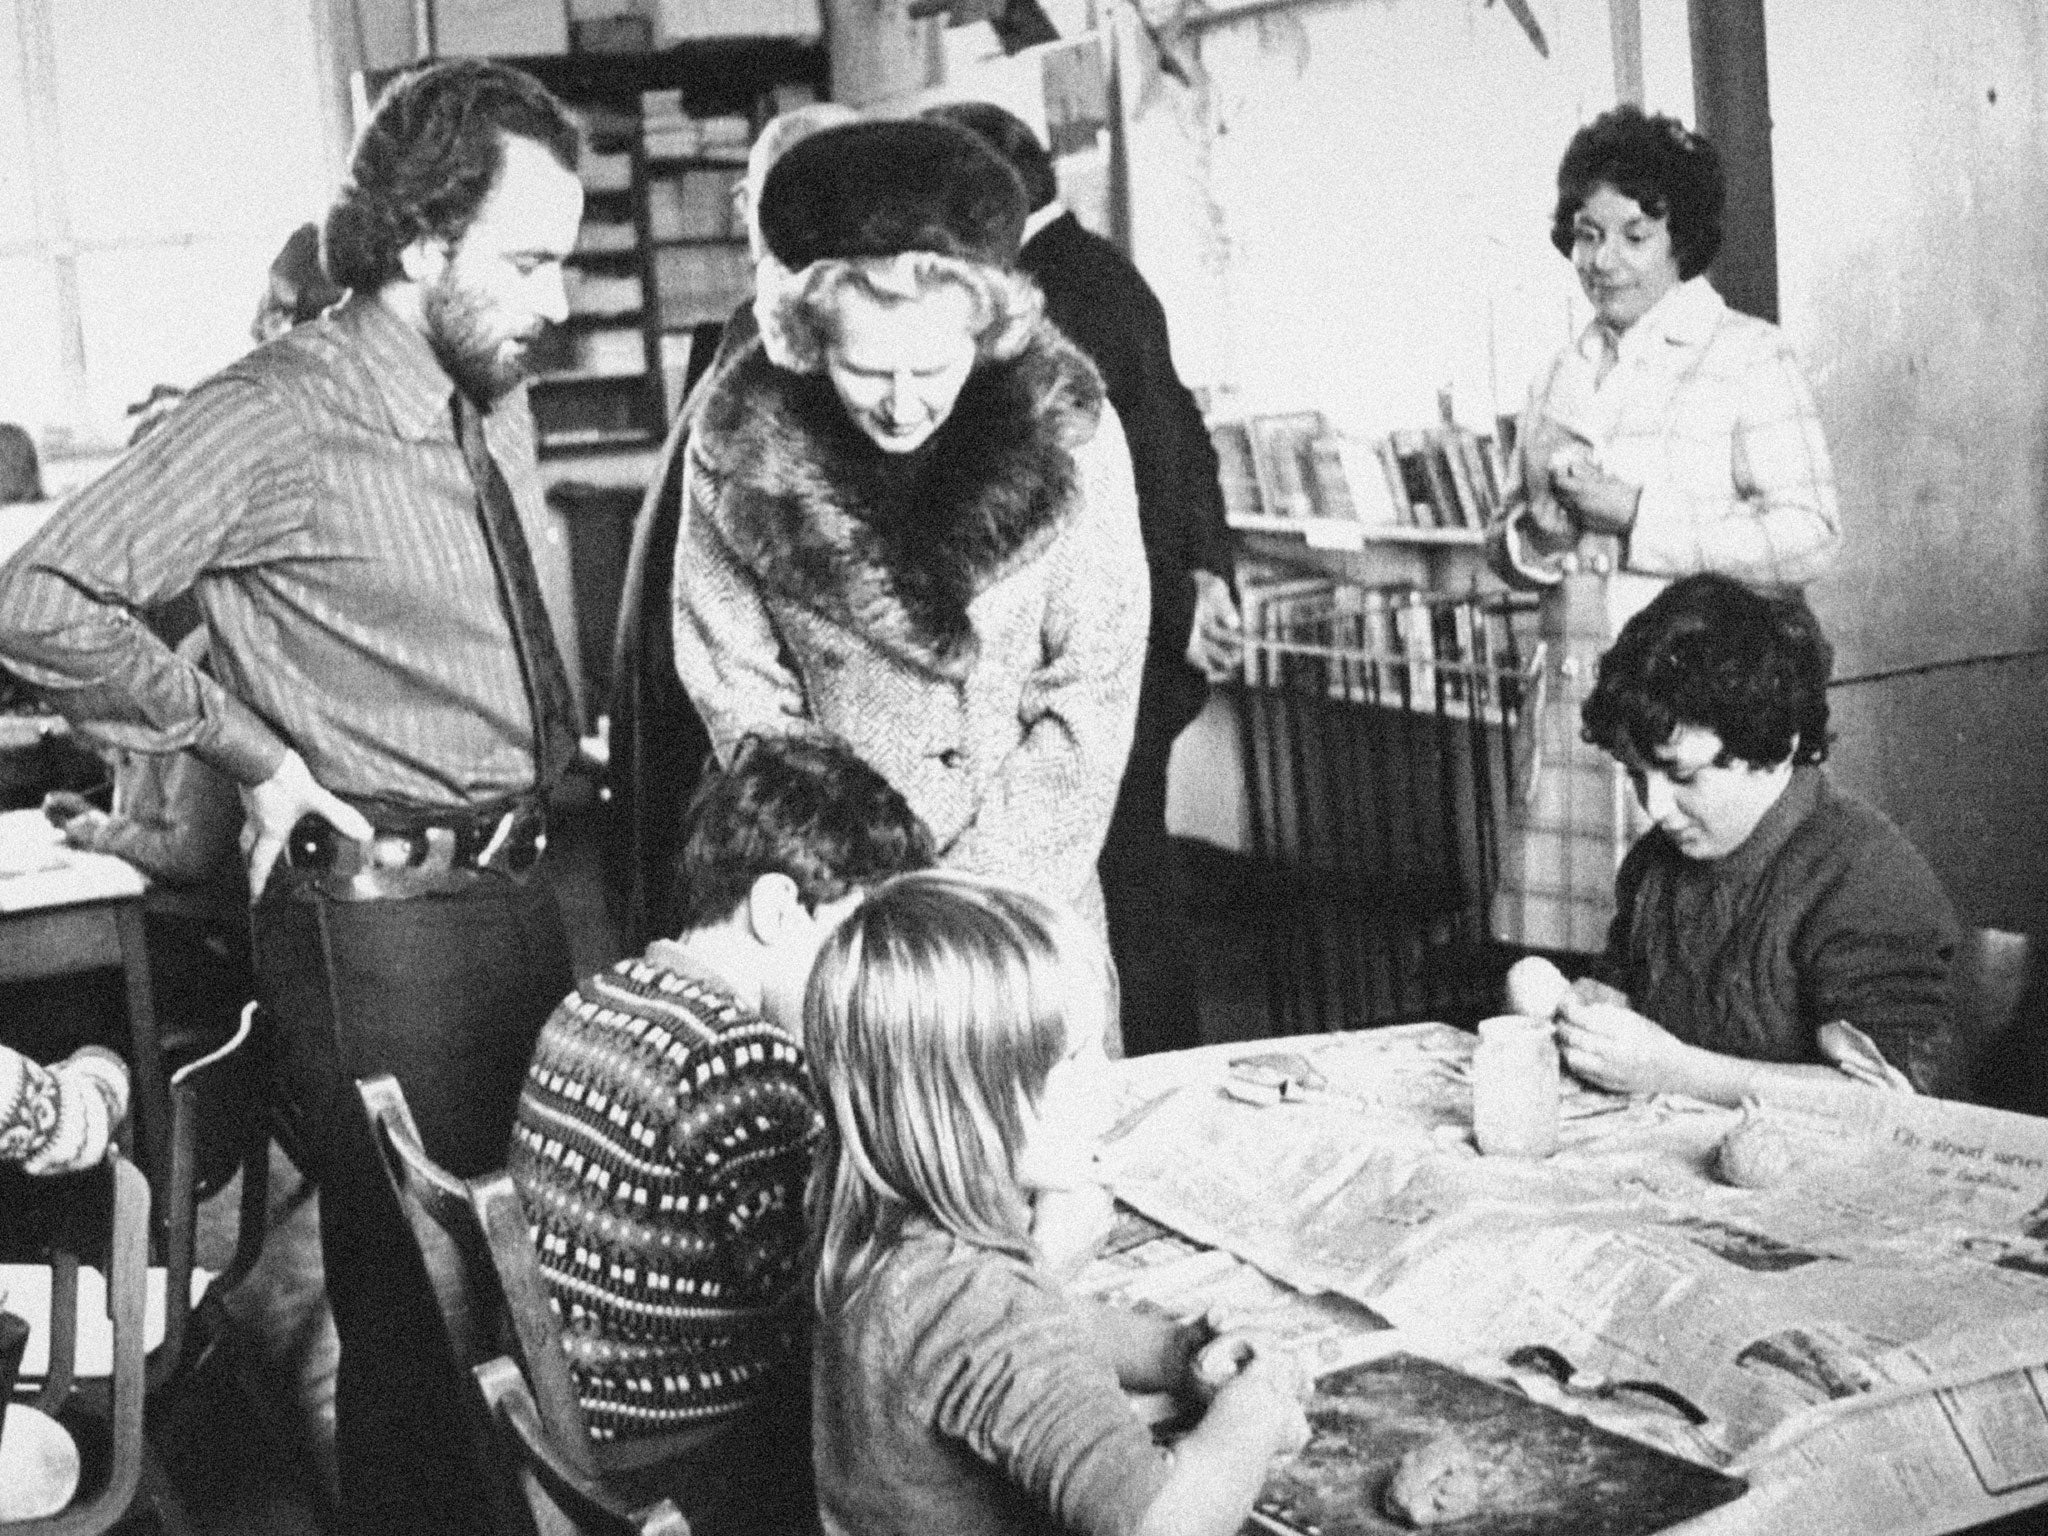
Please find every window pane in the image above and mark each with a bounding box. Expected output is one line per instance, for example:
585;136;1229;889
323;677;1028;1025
0;0;38;253
51;0;328;245
0;256;69;439
73;234;280;437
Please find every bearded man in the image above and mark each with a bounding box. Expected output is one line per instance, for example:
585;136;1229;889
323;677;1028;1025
0;60;586;1534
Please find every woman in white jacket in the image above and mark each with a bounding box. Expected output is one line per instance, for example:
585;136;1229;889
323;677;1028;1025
1488;104;1841;956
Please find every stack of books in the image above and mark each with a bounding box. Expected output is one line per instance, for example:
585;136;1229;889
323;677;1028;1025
647;168;742;241
640;96;753;163
654;244;755;326
652;0;824;43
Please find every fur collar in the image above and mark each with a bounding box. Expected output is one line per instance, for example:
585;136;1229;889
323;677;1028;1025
692;324;1105;673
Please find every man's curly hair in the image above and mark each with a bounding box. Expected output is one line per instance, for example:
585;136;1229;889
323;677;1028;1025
323;59;578;295
1582;574;1832;770
1550;104;1725;281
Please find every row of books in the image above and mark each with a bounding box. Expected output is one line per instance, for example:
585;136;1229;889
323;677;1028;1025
653;244;755;327
1237;569;1535;721
647;166;745;243
641;100;753;163
1379;423;1510;530
1210;411;1520;531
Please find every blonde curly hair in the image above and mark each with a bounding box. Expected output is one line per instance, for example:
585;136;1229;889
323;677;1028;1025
753;249;1043;375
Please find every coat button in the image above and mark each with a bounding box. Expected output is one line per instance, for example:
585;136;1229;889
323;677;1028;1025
938;748;963;769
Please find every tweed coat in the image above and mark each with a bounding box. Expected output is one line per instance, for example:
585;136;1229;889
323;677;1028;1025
672;324;1148;916
1486;276;1841;953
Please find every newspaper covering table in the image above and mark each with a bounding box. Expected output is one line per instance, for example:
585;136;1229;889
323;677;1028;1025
1086;1025;2048;1535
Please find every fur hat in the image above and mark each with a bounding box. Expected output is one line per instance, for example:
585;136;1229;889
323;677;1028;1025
757;119;1027;272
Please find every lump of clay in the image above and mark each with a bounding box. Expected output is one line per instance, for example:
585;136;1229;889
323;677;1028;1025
1505;955;1572;1023
1383;1432;1485;1527
1716;1104;1799;1189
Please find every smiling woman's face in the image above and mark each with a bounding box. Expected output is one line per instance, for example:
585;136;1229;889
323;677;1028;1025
824;284;980;454
1571;182;1682;334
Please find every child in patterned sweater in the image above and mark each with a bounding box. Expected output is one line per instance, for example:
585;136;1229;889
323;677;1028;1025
508;734;931;1532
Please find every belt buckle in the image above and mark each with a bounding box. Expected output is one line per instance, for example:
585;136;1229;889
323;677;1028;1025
475;805;545;876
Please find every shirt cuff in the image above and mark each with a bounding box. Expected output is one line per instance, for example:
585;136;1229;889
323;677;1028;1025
1496;509;1569;586
201;699;290;788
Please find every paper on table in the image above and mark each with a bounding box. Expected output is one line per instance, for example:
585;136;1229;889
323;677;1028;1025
0;813;70;878
1103;1027;2048;1488
0;808;145;910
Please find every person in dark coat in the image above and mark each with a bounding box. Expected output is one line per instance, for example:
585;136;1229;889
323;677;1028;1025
927;101;1239;1056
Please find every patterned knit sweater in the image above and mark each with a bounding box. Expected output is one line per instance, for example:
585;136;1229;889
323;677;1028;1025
508;943;821;1444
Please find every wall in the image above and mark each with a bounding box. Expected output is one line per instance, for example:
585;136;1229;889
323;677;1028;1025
1768;0;2048;930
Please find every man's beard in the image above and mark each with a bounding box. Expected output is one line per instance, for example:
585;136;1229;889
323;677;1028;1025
424;271;536;404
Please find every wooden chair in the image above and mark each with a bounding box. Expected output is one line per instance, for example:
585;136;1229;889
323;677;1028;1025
1956;928;2048;1115
355;1073;689;1536
3;1001;274;1536
1;1150;153;1536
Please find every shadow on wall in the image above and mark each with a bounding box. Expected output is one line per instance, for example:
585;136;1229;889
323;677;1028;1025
1827;651;2048;935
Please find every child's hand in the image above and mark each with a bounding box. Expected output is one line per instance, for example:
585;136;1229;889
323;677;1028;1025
55;807;110;851
1191;1332;1311;1453
41;790;95;829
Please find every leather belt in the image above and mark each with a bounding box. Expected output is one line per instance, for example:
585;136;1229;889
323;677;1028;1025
280;800;546;902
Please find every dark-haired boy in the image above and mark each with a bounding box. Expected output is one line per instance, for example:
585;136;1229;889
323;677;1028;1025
509;734;931;1522
1560;573;1962;1104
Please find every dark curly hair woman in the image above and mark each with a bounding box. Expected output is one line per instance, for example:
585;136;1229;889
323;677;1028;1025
1553;574;1962;1104
1487;105;1843;956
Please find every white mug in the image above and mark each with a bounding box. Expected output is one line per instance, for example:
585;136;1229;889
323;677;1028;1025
1472;1014;1561;1158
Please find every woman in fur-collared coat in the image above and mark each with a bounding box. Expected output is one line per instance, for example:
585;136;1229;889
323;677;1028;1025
673;120;1147;931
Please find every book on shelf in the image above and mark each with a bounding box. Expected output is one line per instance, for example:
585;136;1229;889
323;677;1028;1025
648;168;741;241
574;220;638;256
1472;430;1507;514
1430;425;1483;529
580;149;633;194
653;244;754;325
1209;420;1264;521
1392;588;1437;700
1332;434;1403;526
1304;435;1359;521
1417;434;1466;530
1372;438;1422;526
1246;412;1325;521
566;271;643;319
1386;429;1447;528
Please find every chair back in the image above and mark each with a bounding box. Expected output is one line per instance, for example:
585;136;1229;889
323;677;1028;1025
356;1076;685;1536
1;1149;151;1536
1957;928;2048;1115
357;1074;507;1382
152;1001;271;1390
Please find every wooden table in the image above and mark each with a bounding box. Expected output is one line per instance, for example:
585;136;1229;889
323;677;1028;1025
0;809;162;1190
1093;1026;2048;1536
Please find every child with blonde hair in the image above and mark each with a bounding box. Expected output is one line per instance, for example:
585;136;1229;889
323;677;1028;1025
805;869;1308;1536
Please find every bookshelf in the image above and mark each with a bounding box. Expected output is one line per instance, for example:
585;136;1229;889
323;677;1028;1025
1214;408;1501;592
512;42;827;464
